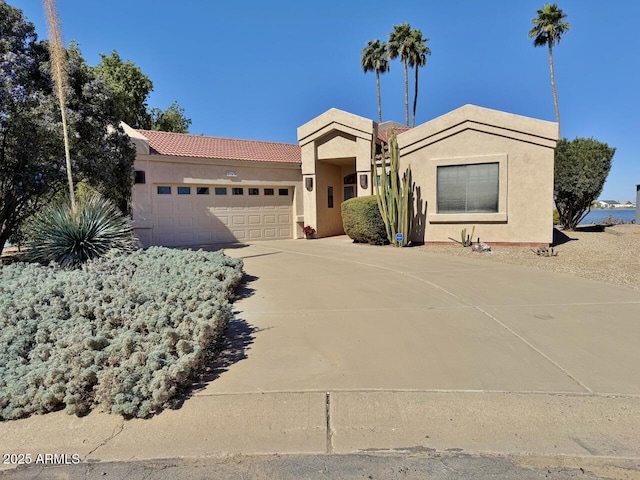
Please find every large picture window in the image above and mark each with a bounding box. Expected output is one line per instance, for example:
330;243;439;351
437;163;499;213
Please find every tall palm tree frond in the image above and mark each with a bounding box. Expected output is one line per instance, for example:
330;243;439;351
528;3;570;137
388;23;414;126
362;39;390;123
528;3;570;47
407;29;431;128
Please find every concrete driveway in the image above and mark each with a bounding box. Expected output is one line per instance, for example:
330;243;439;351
209;236;640;461
214;236;640;396
2;236;640;475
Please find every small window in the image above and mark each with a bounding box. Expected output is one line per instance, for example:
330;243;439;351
343;173;356;185
197;187;210;195
134;170;146;184
328;186;334;208
248;188;259;196
278;188;289;196
215;187;227;195
177;186;191;195
232;187;244;195
264;188;274;196
157;186;171;195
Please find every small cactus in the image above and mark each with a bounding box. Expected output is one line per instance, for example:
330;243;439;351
460;226;475;247
532;247;558;257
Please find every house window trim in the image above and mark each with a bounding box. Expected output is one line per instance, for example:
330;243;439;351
428;154;508;224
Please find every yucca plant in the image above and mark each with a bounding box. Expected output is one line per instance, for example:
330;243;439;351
25;192;138;268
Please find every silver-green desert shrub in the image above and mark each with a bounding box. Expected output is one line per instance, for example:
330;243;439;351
0;247;243;420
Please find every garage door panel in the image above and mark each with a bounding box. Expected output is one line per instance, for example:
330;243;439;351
175;201;194;213
176;232;195;244
157;232;176;245
176;217;193;228
153;184;293;245
195;232;214;243
156;217;175;228
197;217;212;227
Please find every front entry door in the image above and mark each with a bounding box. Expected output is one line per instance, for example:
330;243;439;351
343;173;356;202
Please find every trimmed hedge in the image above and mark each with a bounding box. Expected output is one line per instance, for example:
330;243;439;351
341;196;388;245
0;247;243;420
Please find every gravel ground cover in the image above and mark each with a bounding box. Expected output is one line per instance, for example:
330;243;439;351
421;224;640;292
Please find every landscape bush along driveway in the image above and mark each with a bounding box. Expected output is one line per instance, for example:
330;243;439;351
0;247;243;420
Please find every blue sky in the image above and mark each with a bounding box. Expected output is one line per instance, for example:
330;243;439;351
9;0;640;201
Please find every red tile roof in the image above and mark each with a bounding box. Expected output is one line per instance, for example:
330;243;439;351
137;130;301;164
377;125;411;144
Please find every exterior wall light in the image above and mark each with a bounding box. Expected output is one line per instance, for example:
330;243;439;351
305;177;314;191
360;174;368;190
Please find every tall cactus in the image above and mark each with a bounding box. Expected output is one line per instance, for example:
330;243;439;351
373;132;414;246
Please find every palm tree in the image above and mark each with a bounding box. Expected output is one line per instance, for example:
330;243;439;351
361;40;390;123
408;29;431;128
388;23;414;127
529;3;570;136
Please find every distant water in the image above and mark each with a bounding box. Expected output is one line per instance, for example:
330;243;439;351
580;208;636;225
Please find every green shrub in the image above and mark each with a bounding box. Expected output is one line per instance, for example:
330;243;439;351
0;247;244;420
341;196;388;245
553;209;560;225
24;192;138;268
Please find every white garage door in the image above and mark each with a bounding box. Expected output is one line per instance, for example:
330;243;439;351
152;185;293;246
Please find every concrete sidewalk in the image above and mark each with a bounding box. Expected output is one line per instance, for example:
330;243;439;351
1;237;640;473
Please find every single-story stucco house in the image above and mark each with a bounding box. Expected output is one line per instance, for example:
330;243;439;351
125;104;558;248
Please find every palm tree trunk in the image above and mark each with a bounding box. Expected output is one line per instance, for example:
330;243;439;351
403;59;409;126
376;71;382;123
412;64;419;128
548;42;561;138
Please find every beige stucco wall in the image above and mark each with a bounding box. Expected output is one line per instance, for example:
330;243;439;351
298;109;376;236
132;154;303;245
398;105;557;245
128;105;557;247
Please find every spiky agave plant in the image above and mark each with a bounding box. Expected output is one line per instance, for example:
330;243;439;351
25;192;138;268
